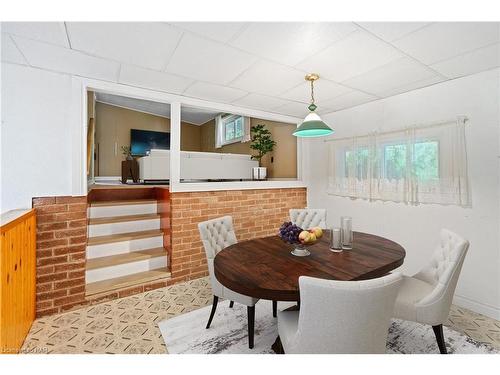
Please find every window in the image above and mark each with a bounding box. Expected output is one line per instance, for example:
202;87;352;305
327;119;469;206
383;141;439;181
223;115;244;144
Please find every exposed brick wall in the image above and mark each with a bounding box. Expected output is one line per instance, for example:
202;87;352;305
32;196;87;317
170;188;307;283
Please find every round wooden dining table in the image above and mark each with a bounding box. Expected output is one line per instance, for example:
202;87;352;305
214;231;406;302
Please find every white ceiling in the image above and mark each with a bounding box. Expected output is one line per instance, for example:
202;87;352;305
95;92;220;125
2;22;499;117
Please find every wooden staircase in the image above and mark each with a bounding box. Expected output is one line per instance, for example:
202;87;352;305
86;198;170;296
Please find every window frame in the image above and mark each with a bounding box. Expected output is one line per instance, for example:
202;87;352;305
221;114;245;146
381;138;441;181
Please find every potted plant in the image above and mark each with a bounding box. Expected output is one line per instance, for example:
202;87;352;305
250;124;276;180
121;145;133;161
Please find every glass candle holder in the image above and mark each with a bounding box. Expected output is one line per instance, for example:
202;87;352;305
341;216;353;250
330;227;343;252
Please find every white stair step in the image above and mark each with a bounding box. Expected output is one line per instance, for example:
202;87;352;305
87;248;165;270
88;215;160;237
86;268;171;296
87;230;164;259
85;256;167;284
89;200;157;218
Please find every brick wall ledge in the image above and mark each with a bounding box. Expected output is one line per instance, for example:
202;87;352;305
171;179;306;193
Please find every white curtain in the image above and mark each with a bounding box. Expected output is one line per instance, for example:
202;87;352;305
215;114;224;149
327;117;470;206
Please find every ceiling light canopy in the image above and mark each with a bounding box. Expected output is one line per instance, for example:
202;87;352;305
293;73;334;138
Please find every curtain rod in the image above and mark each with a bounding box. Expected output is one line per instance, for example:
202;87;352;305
323;115;468;143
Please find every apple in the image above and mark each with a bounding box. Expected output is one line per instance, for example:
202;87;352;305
310;227;323;239
307;233;317;244
299;230;310;244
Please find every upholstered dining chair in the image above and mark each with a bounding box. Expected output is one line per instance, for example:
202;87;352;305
289;208;327;229
277;272;403;354
198;216;259;349
393;228;469;354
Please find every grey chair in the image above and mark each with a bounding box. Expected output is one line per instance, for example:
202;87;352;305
278;272;403;353
198;215;259;348
289;208;327;229
393;228;469;354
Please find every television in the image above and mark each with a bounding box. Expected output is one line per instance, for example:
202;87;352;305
130;129;170;156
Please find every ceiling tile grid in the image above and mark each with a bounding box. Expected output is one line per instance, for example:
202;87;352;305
119;64;193;94
2;21;500;118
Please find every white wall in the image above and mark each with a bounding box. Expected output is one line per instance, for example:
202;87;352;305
1;63;74;212
305;69;500;319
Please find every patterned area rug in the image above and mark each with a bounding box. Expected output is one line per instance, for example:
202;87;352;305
159;300;498;354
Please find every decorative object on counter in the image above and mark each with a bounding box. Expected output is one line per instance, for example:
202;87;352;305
252;167;267;180
278;221;323;257
330;227;343;252
121;145;133;161
121;159;139;184
341;216;353;249
250;124;276;180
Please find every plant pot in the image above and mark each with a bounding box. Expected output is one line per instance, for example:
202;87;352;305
252;167;267;180
126;155;133;161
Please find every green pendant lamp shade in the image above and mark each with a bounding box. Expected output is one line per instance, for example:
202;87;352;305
293;74;334;138
293;111;334;137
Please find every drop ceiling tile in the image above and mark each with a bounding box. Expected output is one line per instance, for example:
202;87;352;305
272;101;310;118
231;93;289;111
96;93;170;117
230;22;357;66
169;22;247;43
320;90;378;112
66;22;182;70
165;33;256;85
430;43;500;79
393;22;500;65
296;30;403;82
229;60;305;96
1;33;27;64
358;22;430;42
1;22;69;47
343;57;440;96
379;75;445;98
280;78;352;103
181;106;220;125
119;64;193;94
13;36;120;82
183;81;247;103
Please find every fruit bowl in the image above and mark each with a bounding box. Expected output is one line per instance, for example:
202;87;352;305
278;222;323;257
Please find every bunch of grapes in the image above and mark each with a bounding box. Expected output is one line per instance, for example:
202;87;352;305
279;221;303;244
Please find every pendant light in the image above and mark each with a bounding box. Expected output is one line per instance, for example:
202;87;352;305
293;73;334;138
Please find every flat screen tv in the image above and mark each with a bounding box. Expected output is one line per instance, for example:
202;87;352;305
130;129;170;156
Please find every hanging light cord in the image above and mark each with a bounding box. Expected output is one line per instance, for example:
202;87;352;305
310;80;315;105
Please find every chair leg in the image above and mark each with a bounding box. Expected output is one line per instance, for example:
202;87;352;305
432;324;447;354
206;296;219;329
247;306;255;349
272;300;277;318
229;301;234;308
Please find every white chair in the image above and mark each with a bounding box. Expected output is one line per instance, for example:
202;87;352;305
393;228;469;354
289;208;327;229
198;216;259;348
277;273;403;353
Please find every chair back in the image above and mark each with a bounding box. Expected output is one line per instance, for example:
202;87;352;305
289;209;326;229
292;273;402;354
413;228;469;324
198;216;237;260
198;216;237;298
